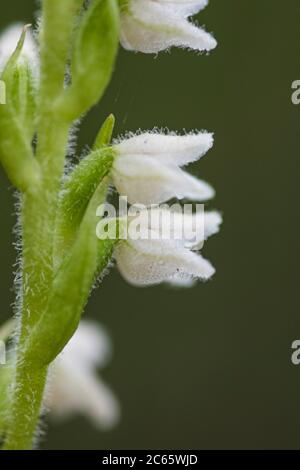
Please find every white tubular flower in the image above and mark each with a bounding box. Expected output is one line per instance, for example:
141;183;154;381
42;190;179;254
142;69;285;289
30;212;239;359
45;321;120;430
113;131;215;205
0;23;37;71
158;0;210;17
115;207;222;286
120;0;217;54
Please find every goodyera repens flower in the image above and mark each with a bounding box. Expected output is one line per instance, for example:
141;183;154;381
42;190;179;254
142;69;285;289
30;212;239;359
112;131;215;205
45;321;120;430
113;207;222;286
120;0;217;53
0;23;37;71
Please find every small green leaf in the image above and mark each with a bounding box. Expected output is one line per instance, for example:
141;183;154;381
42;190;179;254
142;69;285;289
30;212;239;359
54;146;115;269
10;63;37;140
93;113;116;150
0;26;40;192
1;24;30;77
56;0;120;121
2;24;36;133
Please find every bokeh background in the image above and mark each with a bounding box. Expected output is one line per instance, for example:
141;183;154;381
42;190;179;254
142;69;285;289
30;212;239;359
1;0;300;449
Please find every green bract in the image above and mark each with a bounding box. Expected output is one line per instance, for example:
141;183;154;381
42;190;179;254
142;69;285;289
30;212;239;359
0;27;40;192
56;0;119;121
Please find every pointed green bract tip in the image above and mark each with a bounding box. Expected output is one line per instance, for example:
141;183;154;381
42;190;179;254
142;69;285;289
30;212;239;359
2;24;32;80
93;113;116;150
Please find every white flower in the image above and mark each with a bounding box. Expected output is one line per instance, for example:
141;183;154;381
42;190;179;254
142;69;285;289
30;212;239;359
115;207;222;286
45;321;120;430
120;0;217;54
0;23;37;72
112;131;215;205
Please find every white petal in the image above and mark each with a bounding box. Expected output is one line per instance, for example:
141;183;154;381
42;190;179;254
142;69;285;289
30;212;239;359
120;0;217;53
113;154;214;205
45;320;120;430
180;210;222;250
204;211;222;239
77;373;120;430
61;321;111;370
138;207;205;249
171;168;215;201
47;366;120;430
153;0;209;17
115;237;215;286
0;23;37;71
172;17;217;52
147;210;221;248
115;131;214;166
167;275;196;287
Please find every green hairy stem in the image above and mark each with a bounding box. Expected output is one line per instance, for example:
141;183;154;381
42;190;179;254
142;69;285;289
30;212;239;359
0;0;120;449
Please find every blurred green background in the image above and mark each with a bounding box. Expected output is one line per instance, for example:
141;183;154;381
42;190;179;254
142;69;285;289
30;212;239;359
1;0;300;450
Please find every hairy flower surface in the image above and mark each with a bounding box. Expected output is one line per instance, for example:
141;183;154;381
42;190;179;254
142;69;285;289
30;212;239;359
45;321;120;430
115;207;222;286
112;131;215;205
120;0;217;53
0;23;37;71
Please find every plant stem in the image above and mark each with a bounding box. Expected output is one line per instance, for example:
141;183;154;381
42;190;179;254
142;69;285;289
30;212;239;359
3;364;47;450
3;118;70;449
2;0;118;450
2;0;76;447
2;127;68;449
21;121;70;330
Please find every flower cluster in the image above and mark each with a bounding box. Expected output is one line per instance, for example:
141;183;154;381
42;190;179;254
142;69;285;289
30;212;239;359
0;0;220;448
107;131;222;286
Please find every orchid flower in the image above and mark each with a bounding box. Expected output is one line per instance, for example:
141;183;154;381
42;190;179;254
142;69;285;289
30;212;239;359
112;131;215;205
120;0;217;53
45;321;120;430
114;207;222;286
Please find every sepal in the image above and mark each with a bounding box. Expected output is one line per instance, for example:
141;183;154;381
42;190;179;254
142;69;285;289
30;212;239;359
0;26;40;192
